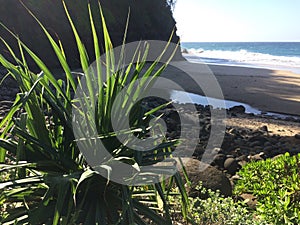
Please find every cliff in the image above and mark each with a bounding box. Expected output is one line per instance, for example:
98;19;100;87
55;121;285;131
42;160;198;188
0;0;182;69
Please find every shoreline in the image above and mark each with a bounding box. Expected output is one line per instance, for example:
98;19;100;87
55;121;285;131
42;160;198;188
207;62;300;75
1;61;300;116
162;61;300;116
171;90;300;120
183;55;300;75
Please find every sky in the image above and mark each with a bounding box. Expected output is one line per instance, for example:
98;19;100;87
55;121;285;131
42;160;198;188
173;0;300;42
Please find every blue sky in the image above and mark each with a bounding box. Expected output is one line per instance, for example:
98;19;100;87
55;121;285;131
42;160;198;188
173;0;300;42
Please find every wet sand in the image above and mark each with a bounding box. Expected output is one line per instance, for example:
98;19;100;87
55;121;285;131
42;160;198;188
161;61;300;115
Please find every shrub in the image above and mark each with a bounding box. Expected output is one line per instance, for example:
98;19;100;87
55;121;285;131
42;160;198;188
234;152;300;225
0;1;187;224
187;183;266;225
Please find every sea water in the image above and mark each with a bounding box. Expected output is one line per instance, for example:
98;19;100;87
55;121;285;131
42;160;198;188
170;90;300;120
175;42;300;116
181;42;300;74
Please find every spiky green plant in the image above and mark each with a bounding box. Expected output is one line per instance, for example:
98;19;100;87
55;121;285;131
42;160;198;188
0;1;189;224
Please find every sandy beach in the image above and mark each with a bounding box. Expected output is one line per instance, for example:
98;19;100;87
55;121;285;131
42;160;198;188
162;61;300;116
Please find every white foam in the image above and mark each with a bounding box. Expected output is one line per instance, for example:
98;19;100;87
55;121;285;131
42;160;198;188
182;48;300;72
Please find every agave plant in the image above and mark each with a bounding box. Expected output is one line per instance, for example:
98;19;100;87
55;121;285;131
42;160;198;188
0;1;189;224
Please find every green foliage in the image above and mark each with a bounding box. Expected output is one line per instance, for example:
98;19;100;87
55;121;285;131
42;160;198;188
234;152;300;225
187;182;266;225
0;0;180;69
0;1;187;224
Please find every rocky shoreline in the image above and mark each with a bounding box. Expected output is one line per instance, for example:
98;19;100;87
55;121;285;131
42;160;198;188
144;97;300;199
1;73;300;200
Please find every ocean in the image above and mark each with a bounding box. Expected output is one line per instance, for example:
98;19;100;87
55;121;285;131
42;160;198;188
181;42;300;74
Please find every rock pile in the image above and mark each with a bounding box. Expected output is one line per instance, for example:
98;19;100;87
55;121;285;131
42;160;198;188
1;78;300;198
145;97;300;196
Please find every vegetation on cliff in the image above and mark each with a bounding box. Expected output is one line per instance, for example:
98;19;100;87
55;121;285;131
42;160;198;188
0;0;181;69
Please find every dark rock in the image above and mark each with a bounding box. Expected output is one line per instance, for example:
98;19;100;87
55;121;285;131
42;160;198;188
248;136;268;143
249;140;262;147
234;139;244;145
276;142;282;147
234;147;241;154
221;137;235;153
176;158;232;197
238;147;251;155
288;147;300;154
230;112;237;117
259;125;268;132
253;146;263;152
212;154;226;168
263;146;274;153
285;117;296;121
264;141;272;147
228;105;246;114
224;157;240;175
295;134;300;139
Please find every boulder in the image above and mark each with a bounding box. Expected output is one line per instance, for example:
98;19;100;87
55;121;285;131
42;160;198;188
212;153;226;168
228;105;246;114
176;157;232;197
223;157;240;175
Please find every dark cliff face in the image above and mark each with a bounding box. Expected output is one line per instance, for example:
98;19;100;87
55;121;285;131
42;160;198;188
0;0;182;69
